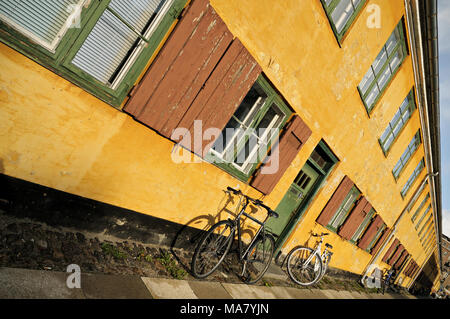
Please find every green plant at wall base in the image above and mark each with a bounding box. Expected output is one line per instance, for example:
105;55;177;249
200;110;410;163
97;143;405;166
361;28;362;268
136;250;153;262
157;251;187;280
101;243;128;260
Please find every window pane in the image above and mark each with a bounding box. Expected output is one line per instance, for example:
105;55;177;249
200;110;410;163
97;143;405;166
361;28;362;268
212;84;266;156
392;118;403;137
234;84;267;123
380;128;390;144
384;135;394;151
389;49;403;71
255;105;280;138
234;133;258;165
359;69;375;95
365;84;380;110
385;31;400;55
377;65;392;91
212;117;240;155
399;95;410;112
331;0;354;34
372;49;388;75
234;103;284;171
0;0;84;51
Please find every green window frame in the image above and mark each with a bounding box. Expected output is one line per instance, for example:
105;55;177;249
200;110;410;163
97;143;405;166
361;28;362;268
366;223;386;253
358;20;408;114
401;159;425;198
0;0;187;107
350;208;375;244
423;237;433;251
411;193;430;222
420;222;434;242
320;0;367;43
392;130;422;180
205;75;293;182
327;186;361;232
418;210;433;237
406;180;427;212
416;204;431;231
378;90;416;155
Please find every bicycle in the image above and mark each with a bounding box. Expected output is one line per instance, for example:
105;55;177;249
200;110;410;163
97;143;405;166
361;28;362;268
191;186;279;284
286;232;333;286
381;268;396;294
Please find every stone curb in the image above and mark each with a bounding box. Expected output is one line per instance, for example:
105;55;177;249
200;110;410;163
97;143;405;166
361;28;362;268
0;267;417;299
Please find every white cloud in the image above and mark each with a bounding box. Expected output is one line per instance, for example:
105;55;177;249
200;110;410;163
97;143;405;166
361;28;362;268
442;209;450;238
439;1;450;55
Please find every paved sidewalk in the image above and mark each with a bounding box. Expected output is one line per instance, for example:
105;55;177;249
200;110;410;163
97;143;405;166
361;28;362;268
0;267;417;299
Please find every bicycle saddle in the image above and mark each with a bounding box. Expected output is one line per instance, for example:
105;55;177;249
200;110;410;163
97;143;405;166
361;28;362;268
325;243;333;249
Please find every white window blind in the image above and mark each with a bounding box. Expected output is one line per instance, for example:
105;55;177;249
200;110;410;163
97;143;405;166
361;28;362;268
0;0;85;51
71;0;172;87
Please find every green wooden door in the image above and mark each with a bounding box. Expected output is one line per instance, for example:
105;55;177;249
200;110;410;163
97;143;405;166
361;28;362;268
266;162;320;237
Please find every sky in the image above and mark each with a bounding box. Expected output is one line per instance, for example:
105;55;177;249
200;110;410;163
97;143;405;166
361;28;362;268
438;0;450;237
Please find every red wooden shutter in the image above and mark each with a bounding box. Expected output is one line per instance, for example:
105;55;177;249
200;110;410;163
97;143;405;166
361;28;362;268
404;261;412;276
394;250;408;269
382;238;400;263
388;244;404;266
357;215;384;250
316;176;355;226
124;0;232;132
177;38;262;156
124;0;262;154
411;263;419;277
370;226;390;255
249;114;312;195
406;260;416;277
338;197;372;240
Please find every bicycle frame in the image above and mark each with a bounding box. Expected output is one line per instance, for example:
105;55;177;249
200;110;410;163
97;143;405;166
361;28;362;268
302;235;331;270
231;193;271;262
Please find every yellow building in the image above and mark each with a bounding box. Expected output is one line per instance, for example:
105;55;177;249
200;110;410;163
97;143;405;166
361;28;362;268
0;0;443;292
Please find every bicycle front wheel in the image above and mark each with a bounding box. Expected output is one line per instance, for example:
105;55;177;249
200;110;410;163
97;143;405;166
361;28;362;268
287;247;323;286
242;235;275;284
191;220;235;279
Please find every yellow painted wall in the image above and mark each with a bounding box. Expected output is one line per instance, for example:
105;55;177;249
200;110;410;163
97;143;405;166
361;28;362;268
0;0;434;283
210;0;432;279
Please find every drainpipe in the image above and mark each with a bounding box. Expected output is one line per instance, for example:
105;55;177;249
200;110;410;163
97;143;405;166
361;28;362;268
405;0;443;288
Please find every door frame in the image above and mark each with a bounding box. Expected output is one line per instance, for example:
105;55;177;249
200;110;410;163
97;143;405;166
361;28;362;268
273;140;339;254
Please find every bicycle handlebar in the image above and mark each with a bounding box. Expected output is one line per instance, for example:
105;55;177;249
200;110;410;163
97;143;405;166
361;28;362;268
226;187;279;219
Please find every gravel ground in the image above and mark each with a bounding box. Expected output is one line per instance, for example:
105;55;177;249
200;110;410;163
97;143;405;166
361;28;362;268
0;209;408;295
0;209;280;286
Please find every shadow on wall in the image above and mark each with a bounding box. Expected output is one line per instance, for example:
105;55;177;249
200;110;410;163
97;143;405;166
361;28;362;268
169;190;262;272
0;174;262;252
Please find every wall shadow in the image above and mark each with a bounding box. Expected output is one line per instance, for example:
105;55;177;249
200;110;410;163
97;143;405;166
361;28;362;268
169;189;262;276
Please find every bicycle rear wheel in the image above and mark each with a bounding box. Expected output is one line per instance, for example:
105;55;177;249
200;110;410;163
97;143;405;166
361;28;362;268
191;220;235;279
287;247;323;286
242;235;275;284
